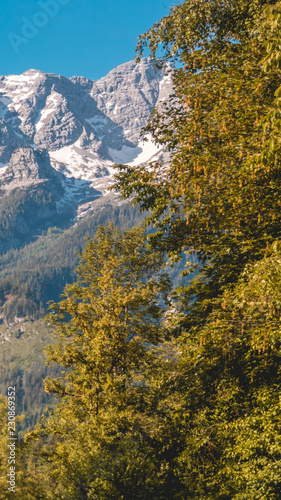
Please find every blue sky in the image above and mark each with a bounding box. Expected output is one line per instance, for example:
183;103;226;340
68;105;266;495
0;0;171;81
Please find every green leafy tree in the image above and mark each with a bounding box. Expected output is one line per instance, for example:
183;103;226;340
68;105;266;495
17;2;281;498
111;1;281;498
26;224;174;499
113;0;281;327
167;246;281;499
44;224;170;418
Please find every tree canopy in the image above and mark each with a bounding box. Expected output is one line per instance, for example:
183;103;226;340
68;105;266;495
23;224;178;499
111;0;281;497
13;1;281;498
114;0;281;328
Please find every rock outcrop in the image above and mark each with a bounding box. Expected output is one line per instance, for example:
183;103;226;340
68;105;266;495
0;58;173;248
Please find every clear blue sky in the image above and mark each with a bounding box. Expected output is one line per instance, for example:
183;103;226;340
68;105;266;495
0;0;171;80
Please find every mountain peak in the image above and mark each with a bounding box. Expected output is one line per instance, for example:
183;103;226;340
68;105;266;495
0;58;173;222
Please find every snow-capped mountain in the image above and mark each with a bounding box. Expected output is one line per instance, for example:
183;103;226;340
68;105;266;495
0;59;172;222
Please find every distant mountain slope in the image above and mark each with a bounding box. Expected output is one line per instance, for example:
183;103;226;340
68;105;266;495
0;58;173;317
0;202;145;323
0;59;172;230
0;59;171;253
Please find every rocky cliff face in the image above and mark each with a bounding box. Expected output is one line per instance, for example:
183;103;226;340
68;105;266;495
1;147;60;189
0;148;63;252
0;58;172;249
0;59;172;163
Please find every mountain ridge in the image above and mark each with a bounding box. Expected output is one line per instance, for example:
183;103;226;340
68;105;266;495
0;58;172;241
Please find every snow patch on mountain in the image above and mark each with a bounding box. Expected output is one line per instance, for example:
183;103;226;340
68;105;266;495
109;135;161;166
49;143;112;180
35;93;60;132
0;163;8;173
55;176;101;214
5;71;41;83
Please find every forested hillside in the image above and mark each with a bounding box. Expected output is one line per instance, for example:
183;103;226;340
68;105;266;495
0;202;144;322
2;0;281;499
0;200;188;435
0;320;59;433
0;203;148;433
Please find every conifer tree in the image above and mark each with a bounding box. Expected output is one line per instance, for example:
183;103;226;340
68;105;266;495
43;224;170;417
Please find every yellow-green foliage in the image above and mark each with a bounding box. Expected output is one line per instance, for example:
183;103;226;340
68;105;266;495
17;1;281;498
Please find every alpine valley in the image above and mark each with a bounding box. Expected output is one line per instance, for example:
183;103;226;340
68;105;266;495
0;58;174;430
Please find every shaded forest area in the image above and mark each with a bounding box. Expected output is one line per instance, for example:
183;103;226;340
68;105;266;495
0;202;145;322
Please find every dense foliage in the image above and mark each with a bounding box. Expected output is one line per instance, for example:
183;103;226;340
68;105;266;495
113;0;281;497
0;184;57;253
2;0;281;498
23;225;175;499
114;0;281;328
